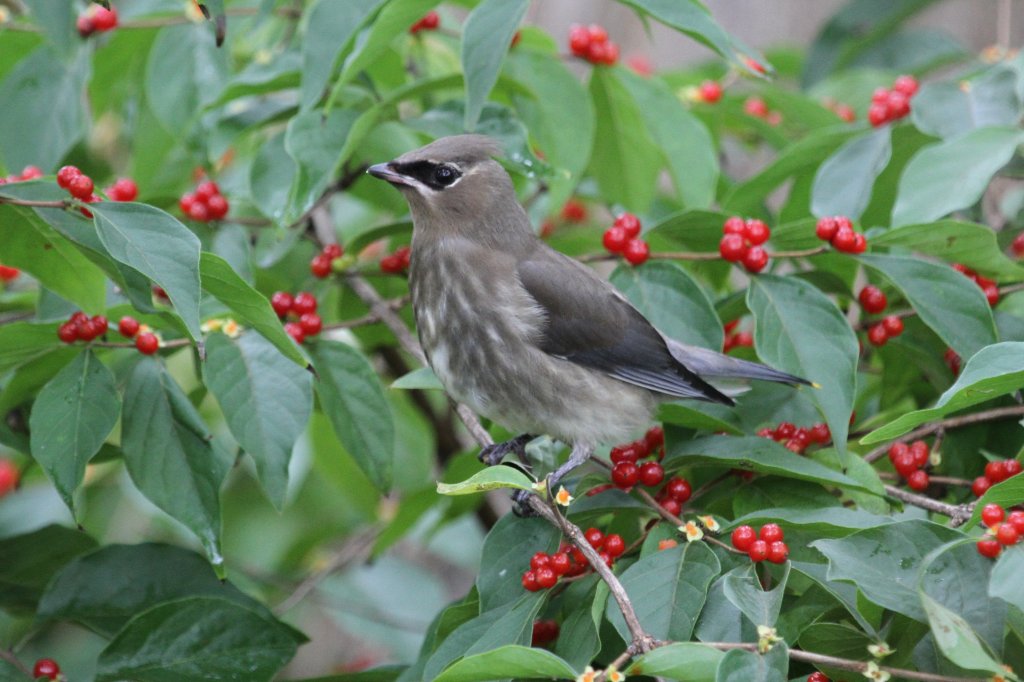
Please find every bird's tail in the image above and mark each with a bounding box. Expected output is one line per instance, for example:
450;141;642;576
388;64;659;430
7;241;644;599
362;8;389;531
662;337;811;389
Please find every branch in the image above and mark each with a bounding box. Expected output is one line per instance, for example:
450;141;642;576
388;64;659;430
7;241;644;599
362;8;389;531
864;405;1024;463
883;484;974;526
0;196;68;208
577;245;827;264
0;649;32;679
274;525;381;615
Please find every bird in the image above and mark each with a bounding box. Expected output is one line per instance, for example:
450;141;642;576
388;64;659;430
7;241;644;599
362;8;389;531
368;134;808;493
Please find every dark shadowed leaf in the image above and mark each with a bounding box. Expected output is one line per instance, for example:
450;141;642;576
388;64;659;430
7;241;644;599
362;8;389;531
476;515;560;612
0;525;97;613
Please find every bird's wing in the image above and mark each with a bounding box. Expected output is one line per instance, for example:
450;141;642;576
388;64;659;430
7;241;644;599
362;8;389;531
517;252;733;405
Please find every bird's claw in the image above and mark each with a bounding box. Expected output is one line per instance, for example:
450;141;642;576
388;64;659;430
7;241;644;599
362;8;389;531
511;488;539;517
478;433;535;466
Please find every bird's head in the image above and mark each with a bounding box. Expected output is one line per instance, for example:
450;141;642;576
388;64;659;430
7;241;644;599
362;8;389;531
368;135;529;239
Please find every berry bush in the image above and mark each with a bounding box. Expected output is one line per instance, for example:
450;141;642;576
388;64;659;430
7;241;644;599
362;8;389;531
0;1;1022;681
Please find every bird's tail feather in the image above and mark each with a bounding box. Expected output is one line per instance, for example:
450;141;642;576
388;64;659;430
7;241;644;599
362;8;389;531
662;337;811;386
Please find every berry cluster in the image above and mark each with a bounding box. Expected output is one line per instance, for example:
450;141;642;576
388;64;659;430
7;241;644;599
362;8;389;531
718;216;771;273
602;213;650;266
730;523;789;563
722;320;753;352
867;75;919;127
0;459;18;497
694;80;723;104
123;316;160;355
105;177;138;201
380;245;411;274
815;215;867;253
1012;233;1024;258
0;264;19;282
56;311;108;344
756;421;831;454
33;658;61;681
271;291;322;344
743;97;782;126
178;181;229;222
78;3;118;37
0;165;43;184
531;619;560;647
888;440;931;491
971;458;1022;497
310;244;343;279
977;504;1024;559
865;315;904;347
608;426;666;490
521;531;625;591
655;476;693;516
568;24;619;65
56;165;101;216
952;263;999;306
409;11;439;34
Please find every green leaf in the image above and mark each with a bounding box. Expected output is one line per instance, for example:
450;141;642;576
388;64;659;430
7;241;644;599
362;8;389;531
300;0;388;110
0;525;97;614
611;261;723;350
862;342;1024;443
433;645;576;682
920;592;1008;677
0;322;65;374
95;596;303;682
554;580;607;671
310;341;395;492
747;275;858;462
626;642;724;680
658;402;742;435
38;543;282;637
618;69;718;209
391;366;444;390
144;24;228;133
911;66;1022;140
461;0;528;131
892;126;1024;226
91;202;203;341
716;645;788;682
859;254;997;360
436;466;535;496
204;333;312;509
990;547;1024;613
0;46;88;171
0;199;107;313
870;220;1024;280
121;359;227;567
810;519;961;622
606;541;720;642
29;350;120;517
284;108;359;221
588;68;660;211
615;0;752;68
476;515;559;612
723;564;789;628
199;252;308;367
811;127;892;221
336;0;443;89
728;506;892;537
666;435;875;494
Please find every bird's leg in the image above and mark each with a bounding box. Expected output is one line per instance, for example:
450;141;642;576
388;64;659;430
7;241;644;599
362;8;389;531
478;433;535;466
546;442;594;495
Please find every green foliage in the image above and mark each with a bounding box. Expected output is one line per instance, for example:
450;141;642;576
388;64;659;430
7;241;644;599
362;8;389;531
0;0;1021;680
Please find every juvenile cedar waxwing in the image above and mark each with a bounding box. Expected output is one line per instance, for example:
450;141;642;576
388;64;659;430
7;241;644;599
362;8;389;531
368;135;808;491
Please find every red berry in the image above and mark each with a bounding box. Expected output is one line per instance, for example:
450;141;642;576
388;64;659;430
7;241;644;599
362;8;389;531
808;423;831;444
68;174;94;200
867;102;890;127
774;422;796;439
107;177;138;201
983;284;1000;306
0;459;18;496
731;525;756;551
744;97;768;118
611;461;640;488
270;291;293;318
659;496;681;516
834;103;856;122
977;539;1001;559
610;443;641;464
521;570;540;591
568;25;590;56
299;313;322;336
420;10;440;30
604;534;625;557
910;441;930;468
982;504;1005;528
534;566;557;588
91;314;108;335
831;227;857;252
623;239;650;266
549;552;571;575
92;5;118;31
310;254;332;278
892;75;919;97
77;14;95;36
815;217;838;241
292;291;317;315
284;322;306;344
887;90;910;119
0;265;19;281
944;348;962;376
665;476;691;502
986;460;1009;483
639;461;664;487
587;23;608;43
867;323;888;347
741;245;768;273
135;332;159;355
178;193;196;215
907;469;929;491
808;673;831;682
206;194;229;220
603;227;629;253
584;527;604;549
1011;233;1024;258
996;523;1020;546
323;244;343;259
858;286;887;314
888;442;908;462
531;619;559;646
1004;459;1022;478
33;658;60;680
972;476;992;497
530;551;550;570
1007;510;1024;534
722;216;746;235
380;254;403;274
759;523;784;543
57;165;81;189
187;201;209;222
767;540;789;564
744;219;770;245
748;540;769;562
560;198;587;223
195;180;220;202
57;321;79;343
881;315;904;337
645;425;664;451
598;551;613;567
613;213;641;238
719;234;748;262
893;451;919;478
118;316;139;338
698;80;723;103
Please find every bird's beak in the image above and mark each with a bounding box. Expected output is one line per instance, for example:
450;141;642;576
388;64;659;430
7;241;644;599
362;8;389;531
367;162;411;187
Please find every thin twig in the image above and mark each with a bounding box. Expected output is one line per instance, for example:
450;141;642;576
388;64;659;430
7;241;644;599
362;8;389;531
0;649;32;679
0;197;68;208
577;245;827;264
864;405;1024;463
877;472;972;487
883;484;973;526
274;525;381;614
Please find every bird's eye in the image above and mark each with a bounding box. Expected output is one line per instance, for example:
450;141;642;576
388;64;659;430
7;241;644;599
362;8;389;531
432;165;459;187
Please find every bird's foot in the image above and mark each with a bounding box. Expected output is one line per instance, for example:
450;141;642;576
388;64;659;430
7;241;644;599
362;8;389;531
511;489;539;517
545;442;594;495
478;433;535;466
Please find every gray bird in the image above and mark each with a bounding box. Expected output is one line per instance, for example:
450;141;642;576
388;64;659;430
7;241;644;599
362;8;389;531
368;135;808;491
